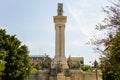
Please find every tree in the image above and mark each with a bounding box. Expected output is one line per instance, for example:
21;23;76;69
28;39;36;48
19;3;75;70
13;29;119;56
0;29;31;80
81;65;93;72
0;49;7;80
89;0;120;79
105;32;120;79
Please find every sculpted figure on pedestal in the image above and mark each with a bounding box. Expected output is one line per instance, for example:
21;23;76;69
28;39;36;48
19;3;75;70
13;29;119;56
67;57;80;69
42;55;52;69
57;3;63;16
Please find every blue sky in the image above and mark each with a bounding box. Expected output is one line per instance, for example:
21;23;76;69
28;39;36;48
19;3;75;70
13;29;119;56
0;0;109;65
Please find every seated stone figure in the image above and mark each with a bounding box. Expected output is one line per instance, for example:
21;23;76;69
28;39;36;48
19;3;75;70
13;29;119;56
42;55;52;69
56;61;63;73
67;57;80;69
57;3;63;16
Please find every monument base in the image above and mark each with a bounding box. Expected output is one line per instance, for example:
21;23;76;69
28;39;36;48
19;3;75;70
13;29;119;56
49;76;57;80
51;57;69;70
57;73;71;80
57;73;65;80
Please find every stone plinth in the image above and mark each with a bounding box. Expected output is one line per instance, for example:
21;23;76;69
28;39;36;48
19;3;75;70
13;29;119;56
70;69;84;80
27;72;37;80
57;73;71;80
70;69;102;80
37;70;49;80
66;77;71;80
27;69;49;80
49;77;57;80
51;57;69;69
28;69;102;80
57;73;66;80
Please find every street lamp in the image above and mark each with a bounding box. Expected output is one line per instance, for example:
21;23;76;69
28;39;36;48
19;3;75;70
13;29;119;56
26;68;29;80
94;60;98;80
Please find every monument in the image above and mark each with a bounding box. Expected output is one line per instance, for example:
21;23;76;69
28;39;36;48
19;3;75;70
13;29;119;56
49;3;70;80
27;3;103;80
51;3;69;70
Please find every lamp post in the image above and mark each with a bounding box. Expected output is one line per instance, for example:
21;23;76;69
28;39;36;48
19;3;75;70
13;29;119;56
94;60;98;80
26;68;29;80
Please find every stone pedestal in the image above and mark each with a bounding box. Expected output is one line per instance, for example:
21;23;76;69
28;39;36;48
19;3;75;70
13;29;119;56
57;73;71;80
51;57;69;69
57;73;66;80
37;70;49;80
49;77;56;80
27;70;49;80
66;77;71;80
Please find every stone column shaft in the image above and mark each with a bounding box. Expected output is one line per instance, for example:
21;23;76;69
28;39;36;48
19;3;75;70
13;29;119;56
55;24;65;57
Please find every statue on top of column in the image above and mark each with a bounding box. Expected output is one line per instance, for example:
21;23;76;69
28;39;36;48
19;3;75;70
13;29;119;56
57;3;63;16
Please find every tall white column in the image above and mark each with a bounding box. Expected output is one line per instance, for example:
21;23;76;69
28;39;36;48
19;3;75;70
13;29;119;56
53;3;67;58
51;3;69;69
55;24;65;57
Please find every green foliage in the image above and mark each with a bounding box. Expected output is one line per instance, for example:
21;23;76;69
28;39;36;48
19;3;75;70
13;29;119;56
90;0;120;79
0;29;31;80
108;32;120;65
81;65;93;72
30;67;37;73
0;60;6;80
105;32;120;79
